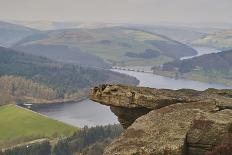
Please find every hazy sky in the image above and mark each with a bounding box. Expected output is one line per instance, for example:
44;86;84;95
0;0;232;23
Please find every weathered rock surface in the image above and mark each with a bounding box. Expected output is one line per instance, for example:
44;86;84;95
90;84;232;155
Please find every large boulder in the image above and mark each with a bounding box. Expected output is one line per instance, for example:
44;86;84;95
90;84;232;155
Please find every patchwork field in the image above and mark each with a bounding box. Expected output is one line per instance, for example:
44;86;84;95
192;29;232;50
15;27;197;67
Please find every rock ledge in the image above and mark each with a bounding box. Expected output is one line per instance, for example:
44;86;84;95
90;84;232;155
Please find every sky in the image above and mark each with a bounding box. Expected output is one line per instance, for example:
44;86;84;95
0;0;232;24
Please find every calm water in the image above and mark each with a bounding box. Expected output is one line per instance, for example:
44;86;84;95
180;46;221;60
35;47;231;127
34;100;118;127
112;69;231;91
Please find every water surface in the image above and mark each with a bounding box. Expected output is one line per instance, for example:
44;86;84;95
34;100;118;127
180;46;221;60
35;47;231;127
112;69;231;91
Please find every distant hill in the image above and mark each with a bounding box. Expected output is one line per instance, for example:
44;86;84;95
14;44;111;68
192;29;232;50
9;20;78;30
0;21;38;47
14;27;197;67
127;25;209;44
9;20;121;30
0;46;138;104
162;49;232;72
157;49;232;86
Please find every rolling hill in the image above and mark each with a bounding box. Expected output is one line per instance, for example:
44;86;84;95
14;27;197;67
0;46;138;104
192;29;232;50
9;20;120;30
156;49;232;86
0;21;38;47
162;49;232;72
14;44;111;68
128;25;209;44
0;104;77;149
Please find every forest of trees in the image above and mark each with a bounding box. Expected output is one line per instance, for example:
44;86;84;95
125;49;160;59
162;49;232;73
52;124;123;155
0;124;123;155
0;76;57;100
0;140;51;155
66;124;123;155
0;46;138;104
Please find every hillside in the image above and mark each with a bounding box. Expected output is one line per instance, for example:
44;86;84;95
192;29;232;50
9;20;78;30
9;20;119;30
156;49;232;86
0;124;123;155
14;44;110;68
128;25;209;44
0;21;38;47
14;27;197;67
0;46;138;104
0;104;77;149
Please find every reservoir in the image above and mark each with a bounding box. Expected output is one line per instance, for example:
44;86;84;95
34;47;232;127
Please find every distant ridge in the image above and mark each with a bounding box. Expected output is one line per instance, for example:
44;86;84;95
0;21;39;47
14;27;197;66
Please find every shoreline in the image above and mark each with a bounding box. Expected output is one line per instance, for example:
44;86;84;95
152;70;232;88
15;104;79;129
112;68;232;90
113;46;232;89
17;96;88;108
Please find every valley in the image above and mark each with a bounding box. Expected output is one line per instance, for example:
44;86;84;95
32;66;231;129
192;29;232;50
154;48;232;87
13;27;197;67
1;0;232;154
0;20;232;155
0;46;138;105
0;21;38;47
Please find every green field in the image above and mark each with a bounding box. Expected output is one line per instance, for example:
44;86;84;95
17;27;196;66
185;70;232;87
0;104;77;149
192;29;232;50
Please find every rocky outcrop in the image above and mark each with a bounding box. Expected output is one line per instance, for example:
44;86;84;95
90;84;232;155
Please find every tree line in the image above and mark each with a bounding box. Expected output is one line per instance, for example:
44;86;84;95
0;124;123;155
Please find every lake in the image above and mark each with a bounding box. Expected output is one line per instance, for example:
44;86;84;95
34;47;232;127
33;100;118;127
180;46;221;60
112;69;231;90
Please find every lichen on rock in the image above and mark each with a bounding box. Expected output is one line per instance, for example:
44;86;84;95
90;84;232;155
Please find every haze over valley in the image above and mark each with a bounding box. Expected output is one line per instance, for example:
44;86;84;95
0;0;232;155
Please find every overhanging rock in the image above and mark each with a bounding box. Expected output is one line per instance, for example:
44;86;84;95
90;84;232;155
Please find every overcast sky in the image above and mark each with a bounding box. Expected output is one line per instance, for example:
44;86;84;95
0;0;231;23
